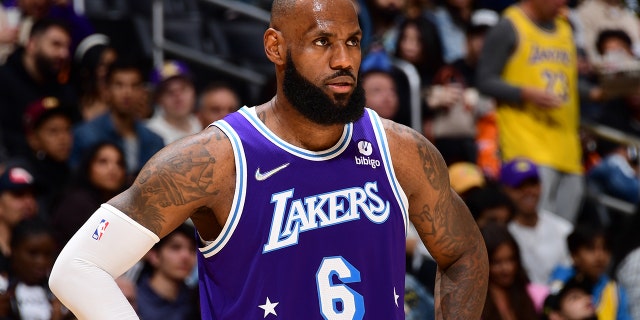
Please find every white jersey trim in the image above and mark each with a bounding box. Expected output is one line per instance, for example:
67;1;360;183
199;119;247;258
368;109;409;235
238;106;352;161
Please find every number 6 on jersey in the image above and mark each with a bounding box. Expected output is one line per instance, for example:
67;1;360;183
316;256;365;320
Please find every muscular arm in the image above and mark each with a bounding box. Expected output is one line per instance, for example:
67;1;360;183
49;126;234;319
385;120;488;319
109;125;235;239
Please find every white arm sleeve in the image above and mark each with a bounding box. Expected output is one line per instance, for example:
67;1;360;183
49;204;160;320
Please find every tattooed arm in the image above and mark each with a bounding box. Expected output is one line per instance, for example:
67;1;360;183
108;125;236;239
384;119;488;319
49;127;235;319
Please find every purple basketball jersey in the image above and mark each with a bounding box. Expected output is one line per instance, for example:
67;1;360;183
197;107;409;319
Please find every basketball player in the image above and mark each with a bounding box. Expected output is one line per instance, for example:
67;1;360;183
48;0;489;318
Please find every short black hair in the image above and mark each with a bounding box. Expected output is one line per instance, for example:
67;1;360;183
543;275;592;316
567;224;610;255
105;55;147;83
10;218;55;249
596;29;633;55
30;17;71;39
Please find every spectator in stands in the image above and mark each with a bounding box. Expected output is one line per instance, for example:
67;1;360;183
393;16;444;126
50;142;127;247
477;0;586;224
0;219;69;320
394;16;444;87
361;68;400;120
464;182;514;228
196;82;239;128
403;273;435;320
501;158;573;285
6;0;95;55
549;224;632;320
146;60;202;145
0;18;78;158
73;34;117;121
480;222;547;319
70;57;164;179
0;3;20;63
21;98;73;220
590;29;636;103
426;0;476;64
542;275;598;320
362;0;406;53
136;223;200;320
587;139;639;205
576;0;640;64
0;163;37;275
448;161;485;199
612;205;640;320
423;10;497;165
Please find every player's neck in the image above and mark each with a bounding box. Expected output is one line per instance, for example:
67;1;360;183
260;97;346;151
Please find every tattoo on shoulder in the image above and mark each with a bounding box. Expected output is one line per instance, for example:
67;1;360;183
123;134;225;234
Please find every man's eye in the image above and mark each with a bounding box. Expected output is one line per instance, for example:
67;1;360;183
347;39;360;47
314;39;328;46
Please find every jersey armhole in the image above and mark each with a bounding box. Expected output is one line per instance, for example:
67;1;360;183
367;109;410;236
198;119;248;258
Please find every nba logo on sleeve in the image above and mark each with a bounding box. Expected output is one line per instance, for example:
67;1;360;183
92;219;110;240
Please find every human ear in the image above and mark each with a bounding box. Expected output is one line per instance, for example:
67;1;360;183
264;28;285;65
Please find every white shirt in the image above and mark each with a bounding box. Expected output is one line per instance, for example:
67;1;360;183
146;114;203;145
508;210;573;285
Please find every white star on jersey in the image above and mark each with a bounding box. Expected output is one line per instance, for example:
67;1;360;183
394;287;400;307
258;297;279;318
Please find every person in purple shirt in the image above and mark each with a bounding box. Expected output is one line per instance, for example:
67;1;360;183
48;0;489;319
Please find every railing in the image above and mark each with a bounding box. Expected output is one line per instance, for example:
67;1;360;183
581;121;639;216
151;0;269;86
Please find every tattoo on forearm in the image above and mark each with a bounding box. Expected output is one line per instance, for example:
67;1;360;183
399;123;488;318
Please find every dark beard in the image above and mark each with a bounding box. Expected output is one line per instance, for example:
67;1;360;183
283;53;365;125
34;52;60;82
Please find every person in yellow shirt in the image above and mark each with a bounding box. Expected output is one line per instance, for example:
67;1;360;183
477;0;591;224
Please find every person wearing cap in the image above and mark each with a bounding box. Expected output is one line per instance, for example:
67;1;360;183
543;276;598;320
146;60;203;145
476;0;598;224
19;97;73;221
448;161;486;198
0;18;79;159
70;56;164;179
0;163;38;276
501;158;573;285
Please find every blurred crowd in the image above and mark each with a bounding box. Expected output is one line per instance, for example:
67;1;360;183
1;0;640;319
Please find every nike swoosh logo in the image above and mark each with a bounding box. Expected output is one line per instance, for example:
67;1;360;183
255;163;290;181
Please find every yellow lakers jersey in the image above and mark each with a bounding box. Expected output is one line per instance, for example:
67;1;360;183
499;6;582;174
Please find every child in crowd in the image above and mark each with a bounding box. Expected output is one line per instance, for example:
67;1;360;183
543;275;598;320
549;224;631;320
0;219;70;320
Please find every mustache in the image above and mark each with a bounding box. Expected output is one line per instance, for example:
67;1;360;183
324;69;356;82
